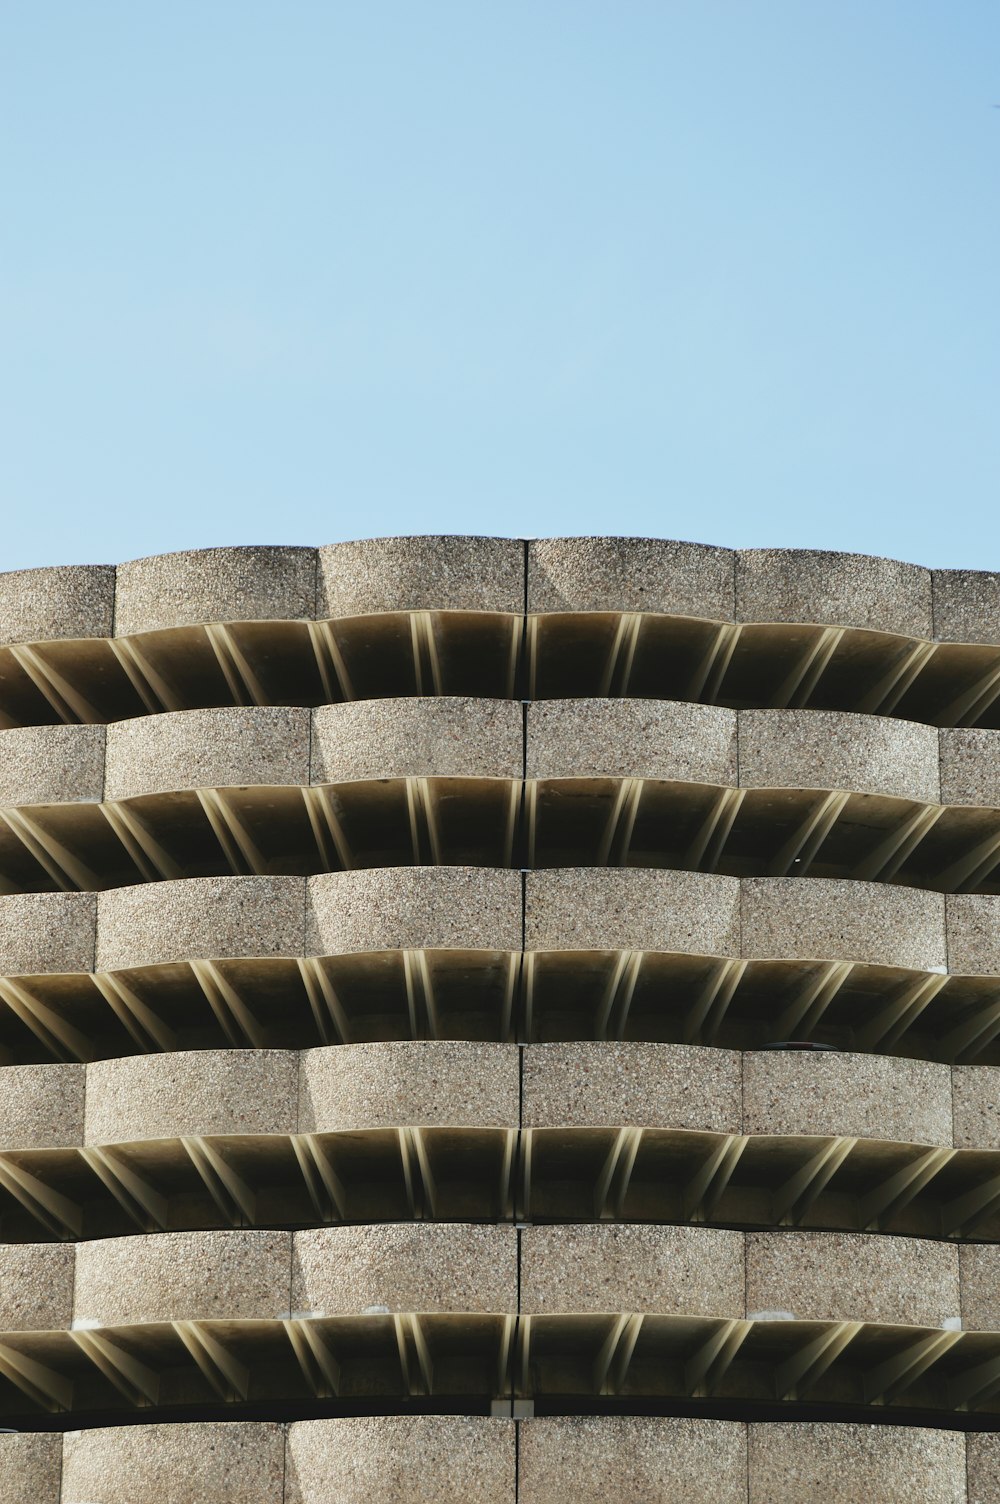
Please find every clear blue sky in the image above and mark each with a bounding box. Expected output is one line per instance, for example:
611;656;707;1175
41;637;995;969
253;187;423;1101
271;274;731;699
2;3;998;570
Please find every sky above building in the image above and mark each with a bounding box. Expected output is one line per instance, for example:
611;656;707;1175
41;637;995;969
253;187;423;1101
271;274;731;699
1;3;998;570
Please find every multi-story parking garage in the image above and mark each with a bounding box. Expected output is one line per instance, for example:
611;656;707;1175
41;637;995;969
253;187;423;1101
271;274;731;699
1;534;1000;1501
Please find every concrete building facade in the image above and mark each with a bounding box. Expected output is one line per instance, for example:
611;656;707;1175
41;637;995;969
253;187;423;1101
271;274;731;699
0;535;999;1499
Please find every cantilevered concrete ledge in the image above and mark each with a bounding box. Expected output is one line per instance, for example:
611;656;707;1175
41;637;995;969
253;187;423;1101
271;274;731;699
73;1228;292;1325
521;1041;743;1133
38;1416;994;1504
526;699;738;784
60;1420;286;1504
104;706;311;800
3;1042;997;1156
737;707;941;802
0;890;96;973
740;877;947;971
0;563;116;647
318;536;525;616
292;1223;518;1314
527;537;736;618
114;546;317;636
520;1224;745;1318
84;1048;299;1143
525;869;741;955
0;1224;993;1332
306;868;522;954
1;1061;85;1148
0;723;106;805
298;1040;520;1131
311;697;523;782
0;1241;74;1331
0;1432;62;1504
744;1230;959;1328
735;547;934;639
747;1420;967;1504
741;1048;953;1144
95;875;306;971
285;1417;515;1504
0;539;998;650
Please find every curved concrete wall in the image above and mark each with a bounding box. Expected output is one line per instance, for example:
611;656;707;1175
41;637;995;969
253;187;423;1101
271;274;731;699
60;1421;286;1504
738;708;940;802
525;868;741;955
104;707;311;799
292;1223;518;1314
15;1418;989;1504
742;1049;953;1145
114;546;317;636
735;548;934;639
84;1048;299;1144
285;1416;515;1504
72;1229;292;1325
311;697;523;782
0;723;105;805
0;563;115;647
306;867;522;954
0;890;96;973
526;699;738;783
745;1230;959;1327
521;1224;744;1317
95;875;305;970
318;535;524;617
521;1042;743;1133
740;877;947;971
298;1041;520;1131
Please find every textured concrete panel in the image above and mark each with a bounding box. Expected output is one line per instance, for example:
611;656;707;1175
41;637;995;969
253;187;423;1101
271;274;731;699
312;698;522;783
286;1416;515;1504
521;1224;744;1317
84;1048;299;1144
748;1420;966;1503
0;1062;85;1149
0;723;105;805
0;890;96;974
318;536;524;616
307;867;521;955
739;709;940;802
0;1433;61;1504
0;1241;74;1330
527;699;738;784
741;877;946;971
940;729;1000;807
74;1230;293;1325
746;1231;960;1327
114;546;316;635
525;868;740;955
959;1244;1000;1331
743;1051;953;1145
292;1223;517;1314
947;895;1000;976
527;537;735;618
522;1041;742;1132
105;707;310;799
736;548;934;638
0;563;115;647
968;1432;1000;1503
519;1416;747;1504
952;1066;1000;1150
61;1421;285;1504
299;1041;519;1131
96;875;305;970
933;568;1000;645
